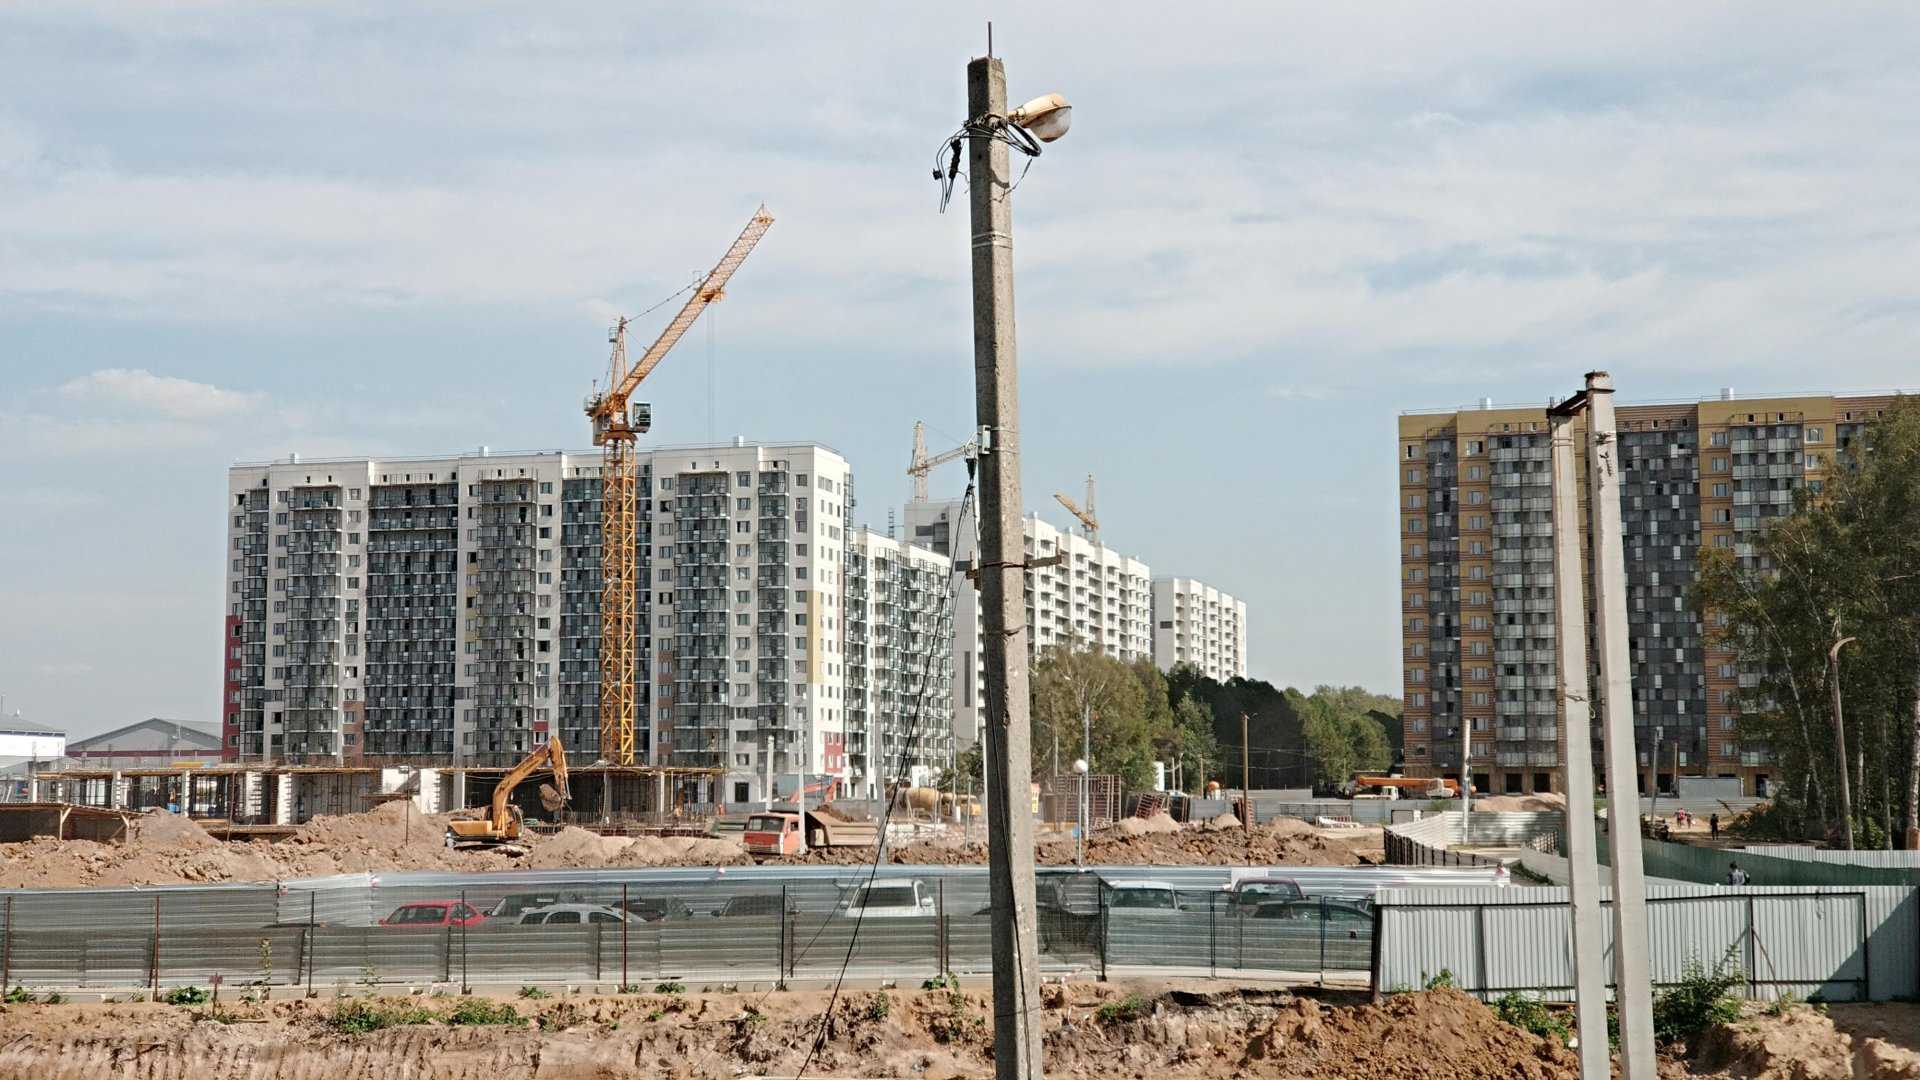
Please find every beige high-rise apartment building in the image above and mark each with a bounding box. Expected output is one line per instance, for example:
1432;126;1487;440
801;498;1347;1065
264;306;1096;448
1399;390;1901;798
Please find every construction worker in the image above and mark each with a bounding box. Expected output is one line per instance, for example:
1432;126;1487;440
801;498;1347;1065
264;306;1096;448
1710;813;1720;841
1727;861;1749;886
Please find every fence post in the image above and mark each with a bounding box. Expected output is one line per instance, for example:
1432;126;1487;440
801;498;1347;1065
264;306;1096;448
1098;884;1109;982
1858;893;1870;1002
2;895;12;992
1318;896;1328;987
150;893;161;998
306;892;315;997
937;878;948;979
1744;892;1756;1001
1368;900;1385;1004
1474;902;1489;1001
621;882;630;992
1208;891;1216;979
460;888;469;995
778;884;789;989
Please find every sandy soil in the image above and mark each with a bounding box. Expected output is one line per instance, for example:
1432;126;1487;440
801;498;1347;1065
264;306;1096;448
3;984;1905;1080
0;804;754;888
1691;1002;1920;1079
0;806;1381;888
782;813;1384;868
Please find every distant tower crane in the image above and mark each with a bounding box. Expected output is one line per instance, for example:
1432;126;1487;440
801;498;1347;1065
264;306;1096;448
1054;473;1099;547
906;420;981;502
585;206;774;765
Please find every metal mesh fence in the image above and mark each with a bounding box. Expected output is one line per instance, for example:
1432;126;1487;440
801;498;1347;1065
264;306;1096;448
0;868;1379;991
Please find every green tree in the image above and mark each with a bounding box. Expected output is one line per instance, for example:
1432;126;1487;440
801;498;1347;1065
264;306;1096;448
1693;399;1920;847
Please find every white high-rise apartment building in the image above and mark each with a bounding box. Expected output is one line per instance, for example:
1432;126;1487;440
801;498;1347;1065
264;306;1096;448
903;498;1153;748
1152;578;1248;682
223;442;948;805
844;528;956;797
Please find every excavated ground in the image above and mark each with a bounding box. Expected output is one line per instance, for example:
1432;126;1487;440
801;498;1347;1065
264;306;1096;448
0;984;1909;1079
782;813;1384;868
0;808;1380;887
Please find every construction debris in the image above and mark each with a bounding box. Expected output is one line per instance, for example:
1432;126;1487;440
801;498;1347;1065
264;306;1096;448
784;812;1381;867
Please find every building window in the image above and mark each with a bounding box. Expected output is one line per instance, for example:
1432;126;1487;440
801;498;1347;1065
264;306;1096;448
1711;431;1728;447
1712;483;1729;498
1804;427;1822;443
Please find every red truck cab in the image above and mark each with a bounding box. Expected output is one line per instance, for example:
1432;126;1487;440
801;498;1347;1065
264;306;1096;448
743;812;802;857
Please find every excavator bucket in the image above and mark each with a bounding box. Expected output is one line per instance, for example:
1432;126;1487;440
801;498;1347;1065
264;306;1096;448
538;783;565;814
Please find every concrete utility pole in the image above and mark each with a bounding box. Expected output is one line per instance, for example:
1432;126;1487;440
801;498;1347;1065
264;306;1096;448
1581;371;1658;1080
966;53;1045;1080
1827;634;1857;850
1547;405;1609;1080
1649;724;1664;822
1240;713;1251;834
1461;717;1473;814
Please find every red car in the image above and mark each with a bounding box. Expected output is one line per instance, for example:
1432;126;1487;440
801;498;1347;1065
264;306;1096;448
380;901;486;928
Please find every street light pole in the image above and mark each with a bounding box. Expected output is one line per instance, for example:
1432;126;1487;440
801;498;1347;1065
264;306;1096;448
966;52;1044;1080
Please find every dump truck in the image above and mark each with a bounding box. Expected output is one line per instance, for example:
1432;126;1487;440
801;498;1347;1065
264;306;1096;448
741;806;880;858
444;738;570;852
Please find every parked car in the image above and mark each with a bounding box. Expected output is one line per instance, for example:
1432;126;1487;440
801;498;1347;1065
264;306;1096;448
618;896;695;922
488;891;590;919
380;901;486;928
1248;897;1375;936
1223;877;1305;915
516;903;637;926
1102;880;1180;910
835;879;936;919
714;894;796;918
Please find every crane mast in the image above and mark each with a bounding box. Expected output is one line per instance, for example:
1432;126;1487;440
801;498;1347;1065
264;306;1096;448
587;206;774;765
1054;473;1099;546
906;420;980;502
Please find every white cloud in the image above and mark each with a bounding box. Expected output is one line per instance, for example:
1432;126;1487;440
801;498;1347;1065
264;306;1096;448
55;368;263;420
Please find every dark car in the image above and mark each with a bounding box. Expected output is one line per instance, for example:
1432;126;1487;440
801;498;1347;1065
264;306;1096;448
714;894;795;918
619;896;695;922
1249;898;1374;935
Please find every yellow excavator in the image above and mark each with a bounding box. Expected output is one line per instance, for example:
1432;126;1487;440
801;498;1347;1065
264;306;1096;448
444;739;571;851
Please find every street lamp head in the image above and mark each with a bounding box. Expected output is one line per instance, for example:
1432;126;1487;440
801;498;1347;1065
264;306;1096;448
1072;758;1088;775
1008;93;1072;142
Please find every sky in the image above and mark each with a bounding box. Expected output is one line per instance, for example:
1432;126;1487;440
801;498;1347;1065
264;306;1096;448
2;3;1917;739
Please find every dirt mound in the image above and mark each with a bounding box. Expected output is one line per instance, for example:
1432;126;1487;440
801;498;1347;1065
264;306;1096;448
1692;1003;1920;1079
0;802;749;887
1473;794;1567;813
0;984;1612;1079
1113;812;1181;836
1238;988;1577;1079
775;816;1380;868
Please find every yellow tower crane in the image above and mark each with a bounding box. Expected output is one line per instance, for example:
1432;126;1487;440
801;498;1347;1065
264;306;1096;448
586;206;775;765
1054;473;1098;547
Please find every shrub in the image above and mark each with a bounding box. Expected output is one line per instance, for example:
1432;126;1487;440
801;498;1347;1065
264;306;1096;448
1651;949;1743;1045
40;990;65;1005
654;981;686;995
867;992;891;1021
444;999;525;1027
162;986;210;1006
1094;994;1149;1025
921;972;957;991
517;986;551;1000
1423;968;1456;991
1;987;31;1005
1494;993;1570;1046
328;999;434;1034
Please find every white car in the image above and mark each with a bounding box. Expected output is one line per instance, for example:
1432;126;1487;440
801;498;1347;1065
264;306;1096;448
516;903;638;926
836;879;937;919
1103;879;1181;910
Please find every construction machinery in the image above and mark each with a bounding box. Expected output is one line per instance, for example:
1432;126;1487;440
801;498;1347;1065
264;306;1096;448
1348;774;1459;800
1053;473;1098;545
585;207;775;765
907;420;981;502
444;738;571;851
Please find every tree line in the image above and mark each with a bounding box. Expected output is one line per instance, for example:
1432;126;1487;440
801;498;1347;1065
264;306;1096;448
941;649;1399;795
1694;399;1920;848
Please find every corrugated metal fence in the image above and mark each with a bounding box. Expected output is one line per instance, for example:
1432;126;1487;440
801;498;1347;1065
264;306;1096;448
0;865;1509;991
1373;884;1919;1003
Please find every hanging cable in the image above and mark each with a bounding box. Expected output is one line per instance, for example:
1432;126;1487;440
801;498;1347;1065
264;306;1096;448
784;477;980;1079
